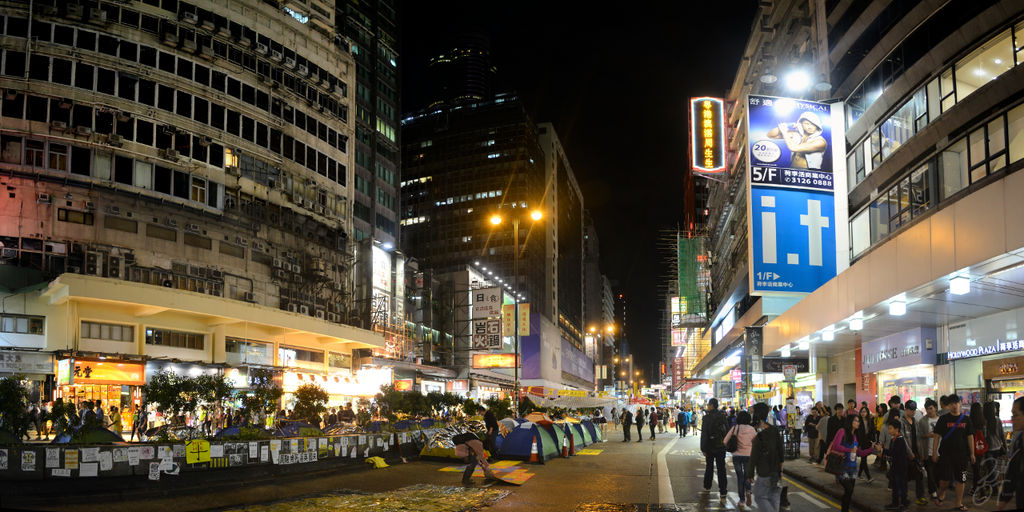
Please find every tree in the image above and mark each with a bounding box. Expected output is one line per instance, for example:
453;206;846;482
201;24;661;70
240;368;283;418
142;371;233;423
291;383;329;425
483;396;513;420
462;398;484;417
0;375;31;441
374;384;405;422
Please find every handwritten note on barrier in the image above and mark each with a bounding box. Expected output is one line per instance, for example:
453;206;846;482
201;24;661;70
148;462;161;481
99;452;113;471
80;447;99;463
128;447;141;466
46;448;59;468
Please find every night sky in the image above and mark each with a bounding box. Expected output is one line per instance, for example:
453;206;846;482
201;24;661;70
399;2;759;378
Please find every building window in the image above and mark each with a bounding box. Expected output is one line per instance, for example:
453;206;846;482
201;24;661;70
57;208;94;225
191;176;207;204
25;139;44;167
81;321;134;342
48;143;68;171
0;314;44;335
145;327;205;350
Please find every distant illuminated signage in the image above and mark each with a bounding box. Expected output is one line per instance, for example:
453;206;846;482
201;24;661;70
690;97;726;173
56;359;144;386
394;379;413;391
472;353;517;369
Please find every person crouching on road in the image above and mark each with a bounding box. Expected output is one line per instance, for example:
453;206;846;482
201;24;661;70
452;432;498;486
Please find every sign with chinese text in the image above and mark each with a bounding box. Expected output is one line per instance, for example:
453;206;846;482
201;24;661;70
730;368;742;383
472;287;502;318
472;353;516;369
394;379;413;392
472;318;502;349
746;95;847;296
518;303;530;336
56;359;145;386
689;97;726;173
446;380;468;392
501;304;514;336
0;351;53;375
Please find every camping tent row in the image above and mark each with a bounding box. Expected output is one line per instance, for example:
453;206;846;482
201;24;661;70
488;416;602;463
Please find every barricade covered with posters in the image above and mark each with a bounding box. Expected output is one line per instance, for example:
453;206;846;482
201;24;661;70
0;429;439;481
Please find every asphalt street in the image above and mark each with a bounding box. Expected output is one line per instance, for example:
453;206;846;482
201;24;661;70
19;429;847;512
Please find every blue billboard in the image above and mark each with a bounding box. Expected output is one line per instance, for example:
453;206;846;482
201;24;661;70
747;95;842;296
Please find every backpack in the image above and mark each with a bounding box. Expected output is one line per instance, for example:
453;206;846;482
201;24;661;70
974;429;988;456
708;412;728;446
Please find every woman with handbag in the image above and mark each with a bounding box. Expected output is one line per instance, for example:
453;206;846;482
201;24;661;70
826;415;880;512
725;411;758;507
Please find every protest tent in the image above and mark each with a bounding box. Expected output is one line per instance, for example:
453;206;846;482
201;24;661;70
580;418;602;442
498;420;559;463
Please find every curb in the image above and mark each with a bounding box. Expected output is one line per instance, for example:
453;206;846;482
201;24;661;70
783;467;883;512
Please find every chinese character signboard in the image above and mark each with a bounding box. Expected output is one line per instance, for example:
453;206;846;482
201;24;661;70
56;359;145;386
689;97;726;173
518;303;530;336
501;304;514;336
472;287;502;318
746;95;848;295
472;318;502;349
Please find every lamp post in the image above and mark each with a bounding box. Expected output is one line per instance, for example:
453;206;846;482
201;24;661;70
489;208;542;417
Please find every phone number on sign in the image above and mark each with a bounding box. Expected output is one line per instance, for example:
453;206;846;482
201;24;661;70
783;177;831;187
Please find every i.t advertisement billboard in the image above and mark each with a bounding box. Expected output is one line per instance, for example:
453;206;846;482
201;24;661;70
746;95;848;296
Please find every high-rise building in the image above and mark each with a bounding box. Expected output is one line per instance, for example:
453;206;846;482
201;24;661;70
697;0;1024;411
425;32;497;109
0;0;386;405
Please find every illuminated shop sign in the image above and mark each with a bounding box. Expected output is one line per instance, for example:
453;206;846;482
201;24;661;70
947;339;1024;361
689;97;726;173
56;359;145;386
472;353;517;369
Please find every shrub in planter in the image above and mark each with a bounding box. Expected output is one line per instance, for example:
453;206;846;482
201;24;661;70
0;375;31;442
291;383;329;425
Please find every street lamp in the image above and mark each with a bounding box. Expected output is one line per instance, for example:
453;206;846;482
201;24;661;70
488;208;543;417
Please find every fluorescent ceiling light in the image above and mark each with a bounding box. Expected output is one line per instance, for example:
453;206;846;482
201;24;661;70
822;326;835;342
849;317;863;331
889;300;907;316
950;276;970;295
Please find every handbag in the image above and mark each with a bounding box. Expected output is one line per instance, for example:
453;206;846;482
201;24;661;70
726;426;739;452
825;452;845;475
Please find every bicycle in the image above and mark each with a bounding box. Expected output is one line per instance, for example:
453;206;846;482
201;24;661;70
971;453;1009;506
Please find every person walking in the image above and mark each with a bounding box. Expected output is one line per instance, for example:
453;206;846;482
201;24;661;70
649;407;658;440
749;402;784;512
805;406;820;463
635;408;646;443
621;408;633;442
791;407;803;457
701;398;729;501
918;398;940;501
997;396;1024;510
611;407;619;431
678;407;688;438
725;410;757;507
814;406;831;464
857;407;875;482
107;406;122;436
886;419;911;510
830;414;880;512
931;394;975;512
899;401;927;506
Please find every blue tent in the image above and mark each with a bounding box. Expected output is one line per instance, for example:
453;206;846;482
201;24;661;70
498;421;559;463
581;418;601;442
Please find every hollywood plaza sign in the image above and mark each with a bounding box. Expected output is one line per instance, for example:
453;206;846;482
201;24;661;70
947;339;1024;361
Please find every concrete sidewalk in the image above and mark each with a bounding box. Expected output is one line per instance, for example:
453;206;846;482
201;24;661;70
782;454;1003;512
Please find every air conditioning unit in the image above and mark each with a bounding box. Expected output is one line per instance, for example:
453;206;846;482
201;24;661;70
184;223;200;233
66;4;84;19
50;120;68;131
234;236;248;246
253;241;265;251
106;133;123;147
37;193;51;204
255;43;269;55
106;205;121;215
237;36;252;48
226;165;240;176
287;303;299;313
165;218;178;228
209;269;222;279
273;258;283;268
182;39;197;52
299;305;309;315
85;201;96;210
201;19;215;31
243;291;255;302
315;310;325;320
274;269;287;280
315;205;325;215
180;12;199;24
88;9;108;24
284;57;296;69
158;148;180;161
327;312;338;322
75;126;92;136
296;64;309;77
107;256;121;278
161;32;179;47
270;50;283;62
199;46;214;61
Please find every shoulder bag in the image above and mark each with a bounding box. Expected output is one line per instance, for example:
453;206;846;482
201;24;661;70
726;426;739;452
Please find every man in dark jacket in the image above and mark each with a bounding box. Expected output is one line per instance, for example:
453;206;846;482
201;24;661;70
621;408;633;442
678;408;687;438
749;402;784;512
700;398;729;500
